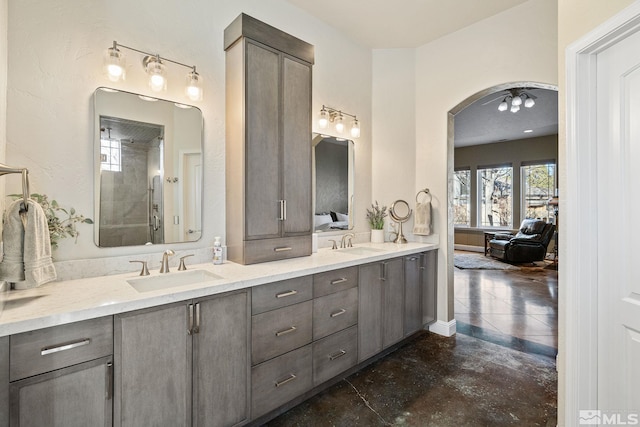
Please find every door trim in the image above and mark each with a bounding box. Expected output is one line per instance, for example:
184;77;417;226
565;2;640;423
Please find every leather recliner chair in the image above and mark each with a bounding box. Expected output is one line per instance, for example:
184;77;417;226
489;219;555;263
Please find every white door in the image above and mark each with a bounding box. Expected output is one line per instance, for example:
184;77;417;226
183;152;202;241
596;27;640;413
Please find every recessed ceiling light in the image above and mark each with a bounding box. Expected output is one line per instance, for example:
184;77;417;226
523;129;533;133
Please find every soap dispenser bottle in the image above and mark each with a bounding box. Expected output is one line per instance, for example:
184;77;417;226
213;237;223;265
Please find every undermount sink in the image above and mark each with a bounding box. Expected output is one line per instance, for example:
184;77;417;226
127;270;223;293
336;246;386;255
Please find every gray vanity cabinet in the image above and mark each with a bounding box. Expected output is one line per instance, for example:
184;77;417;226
0;336;8;427
404;254;423;336
114;290;250;427
421;250;438;326
358;257;405;362
225;13;314;265
7;316;114;427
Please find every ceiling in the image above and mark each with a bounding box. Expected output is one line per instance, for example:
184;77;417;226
285;0;558;147
454;88;558;147
284;0;527;49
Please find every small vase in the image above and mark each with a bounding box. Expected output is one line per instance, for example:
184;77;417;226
370;229;385;244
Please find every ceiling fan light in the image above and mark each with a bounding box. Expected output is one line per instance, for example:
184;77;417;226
524;97;535;108
498;99;509;112
511;94;523;107
510;104;520;113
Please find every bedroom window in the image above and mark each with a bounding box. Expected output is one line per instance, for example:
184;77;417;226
477;166;512;228
453;169;471;226
521;162;556;222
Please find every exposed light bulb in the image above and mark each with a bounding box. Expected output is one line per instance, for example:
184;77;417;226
318;109;329;129
185;69;203;101
350;118;360;139
524;97;535;108
510;104;520;113
512;94;523;106
498;98;509;112
334;114;345;134
105;45;125;82
145;56;166;92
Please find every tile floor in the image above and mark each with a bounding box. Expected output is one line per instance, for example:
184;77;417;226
265;253;558;426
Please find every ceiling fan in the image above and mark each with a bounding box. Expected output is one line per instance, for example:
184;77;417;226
481;88;537;113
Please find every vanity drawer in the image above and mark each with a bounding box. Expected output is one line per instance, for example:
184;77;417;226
252;344;313;419
252;300;312;365
313;287;358;340
10;316;113;381
252;276;313;315
312;325;358;386
313;266;358;298
243;235;312;265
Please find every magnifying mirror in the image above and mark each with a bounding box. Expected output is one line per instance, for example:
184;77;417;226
389;199;412;244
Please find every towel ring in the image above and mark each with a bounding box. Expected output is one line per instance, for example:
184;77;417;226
416;188;431;204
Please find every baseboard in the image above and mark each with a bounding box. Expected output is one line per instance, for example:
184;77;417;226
454;244;484;253
428;319;457;337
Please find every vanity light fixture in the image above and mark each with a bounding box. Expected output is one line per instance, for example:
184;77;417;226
104;41;203;101
317;105;361;139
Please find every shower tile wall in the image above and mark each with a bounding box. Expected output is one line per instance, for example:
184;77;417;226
100;144;150;247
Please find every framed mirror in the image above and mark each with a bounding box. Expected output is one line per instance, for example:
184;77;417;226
93;87;203;247
312;134;355;232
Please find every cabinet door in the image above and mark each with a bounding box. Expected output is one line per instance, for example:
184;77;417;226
193;291;250;427
358;262;383;362
0;336;7;427
245;41;281;240
404;254;423;336
382;258;405;348
10;356;112;427
421;250;438;326
114;303;192;427
282;55;312;235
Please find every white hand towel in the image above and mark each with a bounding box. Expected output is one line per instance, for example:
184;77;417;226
0;199;56;289
413;201;432;236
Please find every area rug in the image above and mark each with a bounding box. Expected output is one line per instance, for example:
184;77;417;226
454;252;520;270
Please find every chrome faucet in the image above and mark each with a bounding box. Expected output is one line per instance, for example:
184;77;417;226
340;233;355;248
160;249;175;273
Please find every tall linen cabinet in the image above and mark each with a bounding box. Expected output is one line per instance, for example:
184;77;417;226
224;14;314;265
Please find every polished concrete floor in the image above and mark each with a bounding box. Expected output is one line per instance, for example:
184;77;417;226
266;254;558;426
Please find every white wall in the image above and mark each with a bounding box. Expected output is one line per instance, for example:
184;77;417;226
0;0;7;216
372;0;558;327
372;48;416;232
5;0;372;265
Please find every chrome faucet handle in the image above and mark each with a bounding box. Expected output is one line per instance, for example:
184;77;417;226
160;249;175;273
178;254;194;271
347;236;354;248
129;260;150;276
329;239;338;250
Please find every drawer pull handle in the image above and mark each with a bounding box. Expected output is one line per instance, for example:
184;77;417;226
41;338;91;356
274;247;293;252
275;373;297;388
330;278;348;285
330;309;347;318
276;290;298;298
275;326;297;337
409;256;419;262
329;350;347;361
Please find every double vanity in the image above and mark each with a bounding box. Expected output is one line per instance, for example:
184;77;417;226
0;242;437;426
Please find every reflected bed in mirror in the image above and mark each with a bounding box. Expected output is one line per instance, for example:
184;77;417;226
313;134;354;232
94;87;203;247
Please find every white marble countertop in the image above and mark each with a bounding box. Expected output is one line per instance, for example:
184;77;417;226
0;242;437;337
